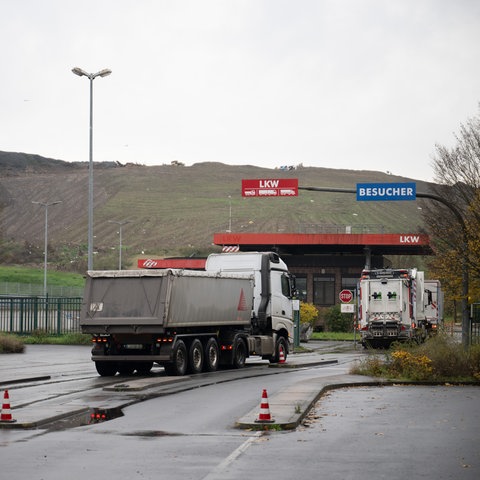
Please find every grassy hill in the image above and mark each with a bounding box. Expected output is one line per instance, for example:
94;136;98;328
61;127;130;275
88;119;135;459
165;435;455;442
0;151;433;270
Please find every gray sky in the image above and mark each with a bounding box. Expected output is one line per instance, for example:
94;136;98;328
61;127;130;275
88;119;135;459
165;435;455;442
2;0;479;182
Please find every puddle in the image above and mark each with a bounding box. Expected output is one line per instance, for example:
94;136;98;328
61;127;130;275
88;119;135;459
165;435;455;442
121;430;184;437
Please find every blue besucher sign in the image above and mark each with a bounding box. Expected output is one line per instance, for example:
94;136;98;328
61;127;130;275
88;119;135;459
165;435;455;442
356;182;416;201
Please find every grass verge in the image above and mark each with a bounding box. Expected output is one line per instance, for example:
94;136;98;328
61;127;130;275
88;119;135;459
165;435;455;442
311;331;355;341
21;332;92;345
0;332;91;352
0;265;84;287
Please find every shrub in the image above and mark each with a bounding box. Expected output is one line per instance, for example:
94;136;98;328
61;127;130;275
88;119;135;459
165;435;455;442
468;344;480;380
351;354;387;377
390;350;433;381
0;333;25;353
324;305;353;332
351;334;480;381
299;302;318;326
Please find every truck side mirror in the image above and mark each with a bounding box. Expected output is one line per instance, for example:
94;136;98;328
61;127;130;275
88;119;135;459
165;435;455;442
282;274;296;298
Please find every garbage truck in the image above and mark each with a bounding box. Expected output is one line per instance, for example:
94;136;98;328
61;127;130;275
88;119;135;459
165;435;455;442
358;268;427;348
80;252;296;376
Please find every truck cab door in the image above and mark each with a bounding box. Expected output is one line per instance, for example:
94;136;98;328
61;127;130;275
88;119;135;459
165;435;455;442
269;272;294;321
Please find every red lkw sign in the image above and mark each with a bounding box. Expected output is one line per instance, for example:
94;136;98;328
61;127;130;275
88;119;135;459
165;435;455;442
339;289;354;303
242;178;298;197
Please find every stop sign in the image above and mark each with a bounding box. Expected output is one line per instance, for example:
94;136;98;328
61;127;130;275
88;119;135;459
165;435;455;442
339;289;353;303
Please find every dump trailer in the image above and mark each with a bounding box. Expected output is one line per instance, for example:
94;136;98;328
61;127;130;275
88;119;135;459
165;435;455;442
80;252;295;376
358;268;427;348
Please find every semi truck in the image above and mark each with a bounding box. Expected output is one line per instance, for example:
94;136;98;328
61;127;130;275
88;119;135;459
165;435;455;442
80;252;296;376
358;268;427;348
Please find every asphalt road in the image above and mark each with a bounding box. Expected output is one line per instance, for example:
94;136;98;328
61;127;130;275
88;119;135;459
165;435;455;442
0;343;479;480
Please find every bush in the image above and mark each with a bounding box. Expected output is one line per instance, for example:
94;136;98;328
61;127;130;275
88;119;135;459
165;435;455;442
351;334;480;381
469;344;480;380
0;333;25;353
351;354;387;377
299;302;318;326
324;305;353;332
390;350;433;381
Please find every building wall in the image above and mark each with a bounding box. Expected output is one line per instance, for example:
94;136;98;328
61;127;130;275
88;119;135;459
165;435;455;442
283;254;385;330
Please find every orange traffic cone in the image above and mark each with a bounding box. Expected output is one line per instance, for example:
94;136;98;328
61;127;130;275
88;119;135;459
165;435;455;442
1;389;16;423
255;389;274;423
279;348;285;364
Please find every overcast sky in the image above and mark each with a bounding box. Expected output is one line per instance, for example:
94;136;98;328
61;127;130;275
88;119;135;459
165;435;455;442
2;0;479;182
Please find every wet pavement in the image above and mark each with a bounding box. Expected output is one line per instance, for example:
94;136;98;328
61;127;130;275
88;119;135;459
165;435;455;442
0;341;357;429
2;340;477;432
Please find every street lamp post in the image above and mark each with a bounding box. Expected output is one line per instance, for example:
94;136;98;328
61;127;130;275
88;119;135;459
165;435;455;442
72;67;112;271
32;201;62;296
227;195;232;232
108;220;130;270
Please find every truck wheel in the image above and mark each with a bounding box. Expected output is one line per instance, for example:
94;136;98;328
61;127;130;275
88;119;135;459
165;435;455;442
188;339;204;374
233;337;247;369
204;337;219;372
95;361;118;377
165;340;188;376
270;337;287;364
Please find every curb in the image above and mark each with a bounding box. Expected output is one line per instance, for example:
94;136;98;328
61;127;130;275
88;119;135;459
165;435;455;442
0;405;90;429
235;377;480;430
235;375;384;430
268;359;338;369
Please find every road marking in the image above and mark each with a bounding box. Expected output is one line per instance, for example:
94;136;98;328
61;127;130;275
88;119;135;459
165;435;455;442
202;431;263;479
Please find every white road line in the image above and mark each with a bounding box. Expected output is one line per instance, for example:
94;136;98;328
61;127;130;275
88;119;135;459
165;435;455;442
202;431;263;479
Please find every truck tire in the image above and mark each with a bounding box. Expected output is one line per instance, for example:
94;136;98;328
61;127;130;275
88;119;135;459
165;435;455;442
269;336;287;364
204;337;219;372
95;361;118;377
188;339;204;374
164;340;188;376
233;337;247;369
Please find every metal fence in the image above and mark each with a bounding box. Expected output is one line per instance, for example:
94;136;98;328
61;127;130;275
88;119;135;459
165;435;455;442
470;303;480;345
0;296;83;335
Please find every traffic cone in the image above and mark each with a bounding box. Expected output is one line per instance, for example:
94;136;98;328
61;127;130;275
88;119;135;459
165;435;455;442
279;348;285;364
255;389;274;423
0;389;16;423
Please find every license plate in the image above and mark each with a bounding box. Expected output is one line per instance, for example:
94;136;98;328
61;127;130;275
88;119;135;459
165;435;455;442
124;344;143;349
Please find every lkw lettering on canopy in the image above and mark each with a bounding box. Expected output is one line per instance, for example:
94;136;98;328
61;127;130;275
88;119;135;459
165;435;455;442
400;235;420;243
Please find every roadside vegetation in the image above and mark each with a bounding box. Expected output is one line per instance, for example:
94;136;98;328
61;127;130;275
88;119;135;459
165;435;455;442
0;332;91;353
351;334;480;382
311;331;354;341
0;265;84;287
0;333;25;353
301;303;355;341
21;331;92;345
